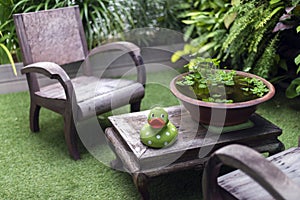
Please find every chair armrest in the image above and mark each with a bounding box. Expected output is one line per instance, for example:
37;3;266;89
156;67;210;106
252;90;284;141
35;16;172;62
202;144;300;200
89;41;146;85
21;62;70;83
21;62;74;100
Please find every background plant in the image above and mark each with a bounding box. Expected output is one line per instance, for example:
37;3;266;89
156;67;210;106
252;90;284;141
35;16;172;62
0;0;184;64
175;0;300;99
272;3;300;98
172;0;234;62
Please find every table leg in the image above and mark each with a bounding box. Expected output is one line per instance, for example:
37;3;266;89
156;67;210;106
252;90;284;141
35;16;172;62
110;158;123;171
107;140;124;171
133;173;150;200
268;140;285;156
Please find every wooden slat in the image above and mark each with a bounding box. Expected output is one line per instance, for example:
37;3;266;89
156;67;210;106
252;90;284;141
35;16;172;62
21;7;86;66
218;147;300;200
36;76;142;100
36;75;144;118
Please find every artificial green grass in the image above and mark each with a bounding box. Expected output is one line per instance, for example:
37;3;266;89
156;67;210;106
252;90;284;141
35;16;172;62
0;70;299;199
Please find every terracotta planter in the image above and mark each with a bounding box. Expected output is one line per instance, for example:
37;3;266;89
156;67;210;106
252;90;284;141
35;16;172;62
170;71;275;126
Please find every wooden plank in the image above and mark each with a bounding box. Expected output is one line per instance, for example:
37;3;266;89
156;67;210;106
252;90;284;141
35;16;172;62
218;147;300;200
105;127;141;173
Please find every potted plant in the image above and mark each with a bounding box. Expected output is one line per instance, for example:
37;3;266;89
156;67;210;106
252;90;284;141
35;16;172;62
170;57;275;126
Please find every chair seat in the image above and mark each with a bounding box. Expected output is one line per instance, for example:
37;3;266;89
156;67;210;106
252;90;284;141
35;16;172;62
36;75;145;119
218;147;300;200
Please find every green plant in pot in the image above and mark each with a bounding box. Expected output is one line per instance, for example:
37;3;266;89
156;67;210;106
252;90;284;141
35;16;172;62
170;57;275;126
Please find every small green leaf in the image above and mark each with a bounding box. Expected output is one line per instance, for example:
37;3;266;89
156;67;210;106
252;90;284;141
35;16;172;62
0;43;17;76
296;25;300;33
184;24;195;41
224;12;237;29
286;78;300;98
182;20;197;25
171;51;183;63
198;84;207;89
296;85;300;94
231;0;240;6
269;0;281;5
294;54;300;66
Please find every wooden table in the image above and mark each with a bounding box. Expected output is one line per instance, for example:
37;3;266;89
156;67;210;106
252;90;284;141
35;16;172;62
104;105;284;199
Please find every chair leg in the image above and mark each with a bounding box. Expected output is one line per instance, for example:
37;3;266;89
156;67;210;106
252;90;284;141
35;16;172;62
64;115;80;160
30;103;41;132
131;101;141;112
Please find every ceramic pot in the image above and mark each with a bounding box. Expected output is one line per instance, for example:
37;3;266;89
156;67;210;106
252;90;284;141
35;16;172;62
170;70;275;126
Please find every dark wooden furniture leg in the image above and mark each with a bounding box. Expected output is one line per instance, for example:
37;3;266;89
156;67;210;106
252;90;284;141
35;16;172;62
131;101;141;112
64;114;80;160
109;144;124;171
268;139;285;156
30;102;41;132
133;173;150;200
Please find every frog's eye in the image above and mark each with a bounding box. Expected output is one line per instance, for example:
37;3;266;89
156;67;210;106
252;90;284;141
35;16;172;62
151;113;155;118
161;114;165;118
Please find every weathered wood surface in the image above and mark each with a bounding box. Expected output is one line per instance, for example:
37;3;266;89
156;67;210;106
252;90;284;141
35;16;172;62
217;147;300;200
20;7;87;66
36;75;144;119
108;105;283;171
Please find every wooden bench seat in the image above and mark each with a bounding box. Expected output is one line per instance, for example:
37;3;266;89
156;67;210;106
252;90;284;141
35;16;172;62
218;147;300;200
202;144;300;200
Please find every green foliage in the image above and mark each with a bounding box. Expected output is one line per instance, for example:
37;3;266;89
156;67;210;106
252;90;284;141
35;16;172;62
0;0;184;64
176;57;269;103
0;0;17;74
286;77;300;98
130;0;187;31
286;54;300;98
176;0;298;82
0;38;17;75
173;0;232;60
0;0;137;50
272;5;300;98
219;0;284;78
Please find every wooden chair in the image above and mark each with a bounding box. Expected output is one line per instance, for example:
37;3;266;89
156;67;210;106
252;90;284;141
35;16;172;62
13;6;146;160
202;142;300;200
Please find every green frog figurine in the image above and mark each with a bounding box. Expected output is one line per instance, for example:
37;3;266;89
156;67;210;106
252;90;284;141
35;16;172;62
140;107;178;148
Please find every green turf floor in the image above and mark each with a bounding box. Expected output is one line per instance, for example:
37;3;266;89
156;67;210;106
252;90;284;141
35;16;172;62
0;70;299;199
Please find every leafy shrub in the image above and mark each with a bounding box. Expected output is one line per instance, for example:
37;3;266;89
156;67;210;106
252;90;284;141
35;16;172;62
175;0;300;99
0;0;184;64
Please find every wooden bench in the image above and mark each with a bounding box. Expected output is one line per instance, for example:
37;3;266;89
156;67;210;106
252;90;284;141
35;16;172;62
202;143;300;200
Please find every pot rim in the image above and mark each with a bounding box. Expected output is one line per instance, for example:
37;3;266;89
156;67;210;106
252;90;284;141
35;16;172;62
170;70;275;109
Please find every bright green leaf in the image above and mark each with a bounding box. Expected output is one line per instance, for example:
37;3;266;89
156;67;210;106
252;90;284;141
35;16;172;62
171;51;183;63
296;85;300;94
297;26;300;33
182;20;197;25
0;43;17;76
197;42;216;54
297;66;300;74
294;54;300;66
286;78;300;98
184;12;202;17
224;12;237;29
184;24;194;41
269;0;282;5
231;0;240;6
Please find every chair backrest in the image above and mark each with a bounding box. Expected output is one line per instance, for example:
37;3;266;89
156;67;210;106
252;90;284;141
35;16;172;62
14;6;88;66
